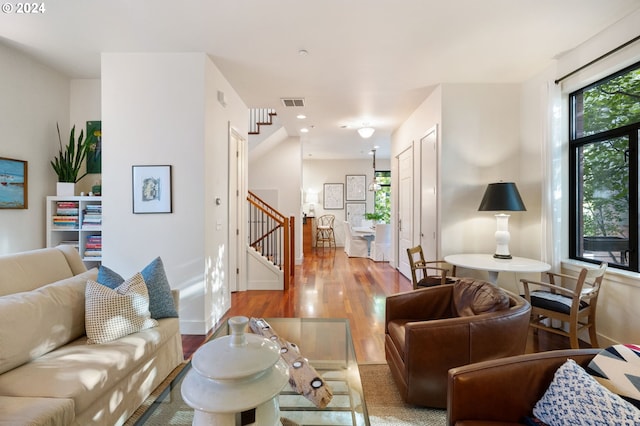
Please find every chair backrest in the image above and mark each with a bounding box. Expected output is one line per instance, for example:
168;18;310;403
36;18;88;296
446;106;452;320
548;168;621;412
580;262;607;300
406;245;427;287
343;220;354;239
374;224;391;244
549;262;607;303
317;214;335;228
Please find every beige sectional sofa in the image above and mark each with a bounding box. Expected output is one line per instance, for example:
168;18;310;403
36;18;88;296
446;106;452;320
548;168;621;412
0;245;184;426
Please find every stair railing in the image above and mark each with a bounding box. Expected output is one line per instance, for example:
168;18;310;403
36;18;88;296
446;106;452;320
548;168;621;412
247;190;294;290
249;108;277;135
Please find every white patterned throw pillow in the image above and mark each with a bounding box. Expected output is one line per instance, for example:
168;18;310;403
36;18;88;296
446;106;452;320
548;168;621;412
533;358;640;426
85;273;158;344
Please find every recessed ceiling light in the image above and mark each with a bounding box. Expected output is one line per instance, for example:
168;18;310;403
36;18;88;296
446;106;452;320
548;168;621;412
297;114;306;119
298;49;309;56
300;128;309;133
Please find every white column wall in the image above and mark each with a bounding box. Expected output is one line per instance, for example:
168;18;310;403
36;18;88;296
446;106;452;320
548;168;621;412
70;79;102;195
249;137;302;261
101;52;247;334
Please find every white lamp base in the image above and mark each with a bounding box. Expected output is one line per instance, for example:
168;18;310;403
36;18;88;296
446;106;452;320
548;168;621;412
493;213;512;259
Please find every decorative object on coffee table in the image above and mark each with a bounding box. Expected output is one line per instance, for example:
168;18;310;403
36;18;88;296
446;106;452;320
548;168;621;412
181;316;289;426
250;317;334;408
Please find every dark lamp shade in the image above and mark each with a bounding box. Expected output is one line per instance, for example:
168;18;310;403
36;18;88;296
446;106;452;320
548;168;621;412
478;182;526;212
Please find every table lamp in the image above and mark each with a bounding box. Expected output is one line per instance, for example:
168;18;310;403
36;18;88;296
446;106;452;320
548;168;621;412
306;191;318;216
478;182;526;259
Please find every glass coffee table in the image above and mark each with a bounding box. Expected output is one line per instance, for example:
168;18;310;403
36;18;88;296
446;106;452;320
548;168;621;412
134;318;369;426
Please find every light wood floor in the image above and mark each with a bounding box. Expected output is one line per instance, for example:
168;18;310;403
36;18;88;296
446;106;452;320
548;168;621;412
182;248;586;361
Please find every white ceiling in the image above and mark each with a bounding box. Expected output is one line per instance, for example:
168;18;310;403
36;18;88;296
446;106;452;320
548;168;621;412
1;0;638;159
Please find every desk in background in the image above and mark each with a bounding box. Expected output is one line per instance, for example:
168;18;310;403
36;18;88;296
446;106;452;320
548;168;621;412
444;253;550;285
303;216;314;254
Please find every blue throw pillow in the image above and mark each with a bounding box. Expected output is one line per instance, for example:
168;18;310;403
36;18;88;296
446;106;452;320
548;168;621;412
97;257;178;319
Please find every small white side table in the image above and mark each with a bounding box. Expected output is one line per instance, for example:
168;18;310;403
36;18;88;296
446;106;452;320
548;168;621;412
444;253;550;285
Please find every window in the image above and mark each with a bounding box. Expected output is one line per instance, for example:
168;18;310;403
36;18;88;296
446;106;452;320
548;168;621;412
373;170;391;223
569;62;640;271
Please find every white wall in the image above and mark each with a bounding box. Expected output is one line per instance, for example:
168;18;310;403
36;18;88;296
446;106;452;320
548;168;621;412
70;79;102;195
249;136;302;261
548;9;640;347
391;84;527;289
302;158;390;248
101;53;247;334
0;42;69;254
440;83;526;280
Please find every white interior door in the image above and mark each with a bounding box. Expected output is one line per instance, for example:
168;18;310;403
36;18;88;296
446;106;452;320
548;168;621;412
230;126;247;292
397;147;413;279
420;126;438;259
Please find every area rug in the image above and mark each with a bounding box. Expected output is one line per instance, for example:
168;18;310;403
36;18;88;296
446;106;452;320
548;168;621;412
125;362;446;425
360;363;446;426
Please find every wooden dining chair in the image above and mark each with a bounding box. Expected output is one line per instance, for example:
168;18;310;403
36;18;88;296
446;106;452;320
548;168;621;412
520;262;607;349
315;214;336;248
406;245;457;289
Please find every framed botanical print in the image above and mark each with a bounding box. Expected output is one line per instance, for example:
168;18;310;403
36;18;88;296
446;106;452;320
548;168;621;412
132;165;172;213
323;183;344;210
346;174;366;201
346;202;366;226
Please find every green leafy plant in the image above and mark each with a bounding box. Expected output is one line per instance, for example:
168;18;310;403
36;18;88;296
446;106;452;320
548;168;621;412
51;123;93;183
365;212;385;222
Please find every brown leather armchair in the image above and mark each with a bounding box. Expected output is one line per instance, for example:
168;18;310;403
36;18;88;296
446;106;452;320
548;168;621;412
385;280;531;408
447;349;600;425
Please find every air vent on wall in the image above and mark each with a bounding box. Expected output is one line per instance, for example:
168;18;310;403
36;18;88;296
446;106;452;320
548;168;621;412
281;98;305;107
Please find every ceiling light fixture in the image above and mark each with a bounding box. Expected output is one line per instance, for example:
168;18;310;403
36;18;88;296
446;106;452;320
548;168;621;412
296;114;306;119
358;127;375;139
368;149;382;192
300;128;309;133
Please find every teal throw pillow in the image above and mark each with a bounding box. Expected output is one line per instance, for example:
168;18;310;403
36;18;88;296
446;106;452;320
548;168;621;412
97;257;178;319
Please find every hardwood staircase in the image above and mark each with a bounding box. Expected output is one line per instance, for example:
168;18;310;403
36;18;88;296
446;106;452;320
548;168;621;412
249;108;277;135
247;190;294;290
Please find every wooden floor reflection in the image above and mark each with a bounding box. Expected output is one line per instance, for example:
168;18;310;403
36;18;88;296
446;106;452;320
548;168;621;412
182;248;586;362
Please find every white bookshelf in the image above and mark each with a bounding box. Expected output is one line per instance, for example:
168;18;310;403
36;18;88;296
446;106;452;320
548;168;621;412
46;195;102;265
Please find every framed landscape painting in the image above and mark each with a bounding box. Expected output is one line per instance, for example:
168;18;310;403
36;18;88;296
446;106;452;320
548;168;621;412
132;165;172;213
0;157;27;209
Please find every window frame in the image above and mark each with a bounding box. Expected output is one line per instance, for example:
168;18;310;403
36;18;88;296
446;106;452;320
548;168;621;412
568;61;640;272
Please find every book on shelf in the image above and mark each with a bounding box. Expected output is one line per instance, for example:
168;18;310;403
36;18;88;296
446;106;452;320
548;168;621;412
52;215;79;229
56;201;79;216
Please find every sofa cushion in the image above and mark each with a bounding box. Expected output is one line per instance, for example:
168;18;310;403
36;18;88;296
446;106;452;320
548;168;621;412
0;396;75;426
0;317;180;417
586;344;640;409
0;246;87;297
97;257;178;319
85;273;158;344
452;278;509;316
533;358;640;424
0;269;97;374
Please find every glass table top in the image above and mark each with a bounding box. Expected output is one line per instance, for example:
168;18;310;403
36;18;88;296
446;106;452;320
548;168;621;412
134;317;369;426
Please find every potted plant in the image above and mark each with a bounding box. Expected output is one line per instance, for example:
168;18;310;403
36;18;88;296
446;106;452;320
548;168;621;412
51;123;93;195
365;212;385;223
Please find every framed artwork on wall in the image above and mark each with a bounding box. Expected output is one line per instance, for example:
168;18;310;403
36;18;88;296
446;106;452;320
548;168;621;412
346;174;366;201
86;121;102;174
346;202;366;226
323;183;344;210
0;157;28;209
132;165;172;214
